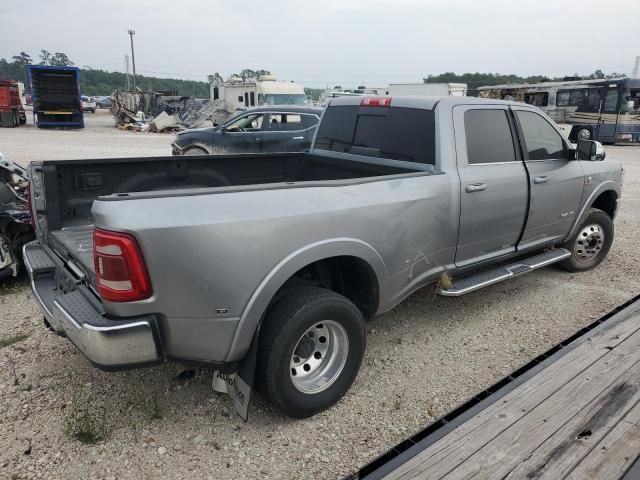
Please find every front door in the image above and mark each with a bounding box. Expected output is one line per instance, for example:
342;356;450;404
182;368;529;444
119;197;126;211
454;105;529;267
220;112;265;153
513;108;584;249
596;85;619;142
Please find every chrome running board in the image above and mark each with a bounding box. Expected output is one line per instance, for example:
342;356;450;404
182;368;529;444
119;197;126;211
438;248;571;297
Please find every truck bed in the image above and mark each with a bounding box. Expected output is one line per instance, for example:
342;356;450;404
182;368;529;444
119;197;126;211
36;152;424;277
50;226;95;273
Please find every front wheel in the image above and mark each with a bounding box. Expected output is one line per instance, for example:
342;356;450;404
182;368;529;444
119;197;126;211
575;127;592;141
257;287;366;418
559;208;613;272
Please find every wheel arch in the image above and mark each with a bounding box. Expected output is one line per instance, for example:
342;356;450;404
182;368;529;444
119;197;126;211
567;182;620;240
225;238;388;362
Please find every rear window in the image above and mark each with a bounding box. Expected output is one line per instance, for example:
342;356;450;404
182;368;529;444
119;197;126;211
314;105;435;164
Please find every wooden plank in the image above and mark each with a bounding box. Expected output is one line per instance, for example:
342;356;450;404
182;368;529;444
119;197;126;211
438;326;640;480
564;400;640;480
502;360;640;479
384;314;640;480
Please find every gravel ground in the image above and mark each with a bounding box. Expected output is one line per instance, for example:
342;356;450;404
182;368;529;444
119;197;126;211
0;113;639;480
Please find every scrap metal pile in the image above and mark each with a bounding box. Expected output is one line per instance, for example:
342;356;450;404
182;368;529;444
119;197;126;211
112;91;231;133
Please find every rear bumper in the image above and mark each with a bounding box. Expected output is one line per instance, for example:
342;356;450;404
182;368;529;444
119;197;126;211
24;242;162;369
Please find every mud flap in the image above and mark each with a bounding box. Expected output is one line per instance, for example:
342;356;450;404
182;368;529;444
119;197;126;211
211;334;258;422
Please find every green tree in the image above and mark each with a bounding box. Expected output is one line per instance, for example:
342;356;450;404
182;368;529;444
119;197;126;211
50;52;74;66
39;49;52;65
11;52;32;66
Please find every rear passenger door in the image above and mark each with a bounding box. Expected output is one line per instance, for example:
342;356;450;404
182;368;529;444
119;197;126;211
262;113;319;152
513;108;584;248
454;105;529;267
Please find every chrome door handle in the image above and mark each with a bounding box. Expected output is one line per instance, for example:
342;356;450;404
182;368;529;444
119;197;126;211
292;136;304;140
466;183;487;193
533;176;549;184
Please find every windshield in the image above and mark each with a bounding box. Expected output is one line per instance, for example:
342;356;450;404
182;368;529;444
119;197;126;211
263;94;307;105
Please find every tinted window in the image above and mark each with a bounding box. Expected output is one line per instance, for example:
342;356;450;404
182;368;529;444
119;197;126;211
524;92;549;107
314;105;435;164
464;110;516;164
603;89;618;113
556;90;570;107
516;111;565;160
268;113;302;130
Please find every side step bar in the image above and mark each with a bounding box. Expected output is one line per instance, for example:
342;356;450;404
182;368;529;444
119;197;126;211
438;248;571;297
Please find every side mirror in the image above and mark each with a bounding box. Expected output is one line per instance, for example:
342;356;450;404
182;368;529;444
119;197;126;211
576;139;606;161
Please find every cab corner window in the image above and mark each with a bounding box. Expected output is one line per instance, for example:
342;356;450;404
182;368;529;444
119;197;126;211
464;109;516;164
515;111;565;160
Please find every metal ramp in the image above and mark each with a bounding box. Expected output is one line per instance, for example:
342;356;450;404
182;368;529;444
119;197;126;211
438;248;571;297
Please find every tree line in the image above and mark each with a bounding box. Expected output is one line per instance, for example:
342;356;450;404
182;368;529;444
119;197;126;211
0;51;210;97
0;50;627;100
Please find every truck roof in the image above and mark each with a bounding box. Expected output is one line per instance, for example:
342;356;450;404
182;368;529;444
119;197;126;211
328;95;520;110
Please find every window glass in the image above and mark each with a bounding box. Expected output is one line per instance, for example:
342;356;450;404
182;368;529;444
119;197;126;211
516;111;565;160
556;90;570;106
569;89;587;105
464;110;516;164
268;113;302;130
314;105;436;164
587;90;601;112
603;89;618;113
524;92;549;107
225;113;264;131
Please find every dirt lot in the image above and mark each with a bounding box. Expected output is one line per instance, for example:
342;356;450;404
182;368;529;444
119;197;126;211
0;112;639;480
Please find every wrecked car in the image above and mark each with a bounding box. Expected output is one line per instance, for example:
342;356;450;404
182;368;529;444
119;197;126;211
0;154;33;279
171;106;322;155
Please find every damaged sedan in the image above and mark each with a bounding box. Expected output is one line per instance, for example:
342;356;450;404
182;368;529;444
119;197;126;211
171;105;322;155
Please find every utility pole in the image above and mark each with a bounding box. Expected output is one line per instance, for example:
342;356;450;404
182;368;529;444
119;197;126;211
633;56;640;77
125;54;130;90
128;29;137;90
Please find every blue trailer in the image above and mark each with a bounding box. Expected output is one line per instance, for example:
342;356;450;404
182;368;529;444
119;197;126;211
28;65;84;128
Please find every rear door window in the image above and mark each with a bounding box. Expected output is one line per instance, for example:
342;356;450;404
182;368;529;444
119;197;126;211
314;105;435;164
268;113;302;131
464;109;516;164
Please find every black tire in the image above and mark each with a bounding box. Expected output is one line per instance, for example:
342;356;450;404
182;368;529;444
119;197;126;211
257;286;366;418
183;147;208;155
559;208;613;272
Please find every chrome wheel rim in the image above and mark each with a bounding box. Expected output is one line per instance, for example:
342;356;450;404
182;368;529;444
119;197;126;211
290;320;349;394
577;128;591;140
574;223;604;262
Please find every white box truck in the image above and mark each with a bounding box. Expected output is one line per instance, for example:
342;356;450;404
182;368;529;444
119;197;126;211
388;82;467;97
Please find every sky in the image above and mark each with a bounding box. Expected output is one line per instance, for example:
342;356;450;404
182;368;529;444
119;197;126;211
1;0;638;88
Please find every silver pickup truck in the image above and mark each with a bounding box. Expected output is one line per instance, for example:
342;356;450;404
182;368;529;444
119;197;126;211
24;96;623;419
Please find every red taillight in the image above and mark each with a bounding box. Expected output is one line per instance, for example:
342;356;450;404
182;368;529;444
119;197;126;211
360;97;392;107
93;228;152;302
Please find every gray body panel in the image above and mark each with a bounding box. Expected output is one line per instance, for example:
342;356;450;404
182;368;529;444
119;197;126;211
27;96;624;366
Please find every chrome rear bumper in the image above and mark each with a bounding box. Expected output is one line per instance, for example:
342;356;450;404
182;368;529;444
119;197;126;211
24;242;162;369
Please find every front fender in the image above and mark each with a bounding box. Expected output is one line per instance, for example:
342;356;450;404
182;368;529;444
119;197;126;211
224;238;388;362
566;180;621;239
